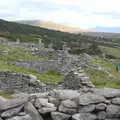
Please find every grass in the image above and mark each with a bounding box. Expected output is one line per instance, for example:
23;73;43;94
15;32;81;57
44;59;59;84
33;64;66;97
0;45;63;83
0;60;63;83
0;45;47;61
85;58;120;88
0;91;14;99
99;46;120;59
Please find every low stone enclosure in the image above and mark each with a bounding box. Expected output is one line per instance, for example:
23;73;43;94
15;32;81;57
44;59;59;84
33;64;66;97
12;53;92;74
0;71;46;93
0;88;120;120
12;60;62;72
0;71;120;120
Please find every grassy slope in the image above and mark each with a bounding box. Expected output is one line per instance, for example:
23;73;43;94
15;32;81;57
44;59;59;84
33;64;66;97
86;58;120;88
99;46;120;59
0;45;63;83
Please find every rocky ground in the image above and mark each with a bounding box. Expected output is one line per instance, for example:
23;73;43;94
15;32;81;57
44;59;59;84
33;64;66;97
0;88;120;120
0;41;119;120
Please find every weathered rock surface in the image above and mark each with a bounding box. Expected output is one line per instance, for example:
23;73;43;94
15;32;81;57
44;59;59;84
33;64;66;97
63;69;94;90
72;113;97;120
60;99;77;108
39;107;56;114
0;99;25;111
0;71;46;93
24;102;43;120
95;103;107;110
79;104;95;113
50;90;80;100
6;114;32;120
93;88;120;98
51;112;71;120
1;105;24;118
0;85;120;120
97;111;106;120
59;104;77;114
106;104;120;118
78;93;105;105
112;97;120;105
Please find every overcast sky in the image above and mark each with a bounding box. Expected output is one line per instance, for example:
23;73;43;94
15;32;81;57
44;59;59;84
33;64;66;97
1;0;120;28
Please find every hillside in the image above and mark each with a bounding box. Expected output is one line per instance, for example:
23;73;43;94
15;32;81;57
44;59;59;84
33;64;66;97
0;19;120;55
16;20;88;33
16;20;120;39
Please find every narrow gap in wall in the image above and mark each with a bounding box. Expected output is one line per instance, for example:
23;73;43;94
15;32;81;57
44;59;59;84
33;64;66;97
42;113;53;120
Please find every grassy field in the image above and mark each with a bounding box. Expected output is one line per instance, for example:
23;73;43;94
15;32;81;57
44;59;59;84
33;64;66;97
99;46;120;59
0;45;119;88
0;45;64;83
86;58;120;88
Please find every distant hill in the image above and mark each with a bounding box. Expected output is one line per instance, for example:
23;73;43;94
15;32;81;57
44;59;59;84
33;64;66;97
16;20;90;33
0;19;120;55
15;20;120;39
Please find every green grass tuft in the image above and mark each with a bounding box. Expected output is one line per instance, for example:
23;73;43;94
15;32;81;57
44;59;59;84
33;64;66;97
0;91;14;99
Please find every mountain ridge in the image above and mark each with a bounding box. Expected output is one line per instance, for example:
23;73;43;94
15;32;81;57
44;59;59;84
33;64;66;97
15;20;91;33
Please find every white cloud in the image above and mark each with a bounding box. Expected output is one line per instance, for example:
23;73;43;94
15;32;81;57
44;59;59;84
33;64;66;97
1;0;120;28
49;0;120;13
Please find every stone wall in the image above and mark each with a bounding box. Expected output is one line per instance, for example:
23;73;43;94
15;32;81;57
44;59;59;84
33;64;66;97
0;71;46;93
2;42;34;48
12;60;62;72
0;88;120;120
28;88;120;120
0;71;120;120
11;53;93;76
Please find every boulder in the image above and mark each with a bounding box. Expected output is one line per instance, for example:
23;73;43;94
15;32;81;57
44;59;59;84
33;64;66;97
51;90;80;100
34;97;55;109
34;98;48;109
6;114;32;120
51;112;71;120
29;92;48;98
112;97;120;105
58;99;77;114
59;104;77;115
106;104;120;118
28;74;37;84
12;93;29;101
63;70;94;89
1;105;24;118
24;102;43;120
95;103;107;110
72;113;97;120
0;99;25;111
93;88;120;98
48;97;58;106
39;107;56;114
97;111;106;120
79;104;95;113
78;93;105;105
18;112;26;116
60;99;77;108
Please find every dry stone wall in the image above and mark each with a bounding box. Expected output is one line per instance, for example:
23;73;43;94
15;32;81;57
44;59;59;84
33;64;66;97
0;71;46;93
28;88;120;120
12;60;62;72
0;71;119;120
2;88;118;120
